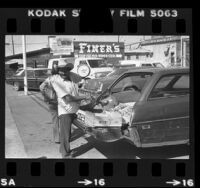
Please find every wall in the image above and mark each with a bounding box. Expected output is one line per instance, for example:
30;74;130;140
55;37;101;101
25;53;51;68
125;54;150;61
142;41;181;67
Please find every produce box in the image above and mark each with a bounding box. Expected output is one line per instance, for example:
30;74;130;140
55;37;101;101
76;110;122;127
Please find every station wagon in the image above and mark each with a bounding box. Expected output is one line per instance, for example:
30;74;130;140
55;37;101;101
74;68;189;147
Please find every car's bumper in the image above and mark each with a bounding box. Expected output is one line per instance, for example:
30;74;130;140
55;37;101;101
73;119;123;142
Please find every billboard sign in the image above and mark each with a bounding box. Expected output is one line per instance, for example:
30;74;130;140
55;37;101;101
48;36;74;56
74;42;124;58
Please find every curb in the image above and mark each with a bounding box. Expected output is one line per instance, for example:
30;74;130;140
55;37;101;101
5;97;28;158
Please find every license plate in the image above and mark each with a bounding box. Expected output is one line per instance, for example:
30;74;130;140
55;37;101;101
77;112;85;123
79;89;92;97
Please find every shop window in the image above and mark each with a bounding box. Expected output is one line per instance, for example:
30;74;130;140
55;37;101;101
170;52;175;66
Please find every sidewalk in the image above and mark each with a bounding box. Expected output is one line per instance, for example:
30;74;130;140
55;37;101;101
5;97;27;158
5;84;58;158
4;84;104;159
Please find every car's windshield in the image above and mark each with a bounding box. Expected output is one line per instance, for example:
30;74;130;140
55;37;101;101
87;59;107;68
141;64;153;67
16;70;24;76
16;68;23;74
153;63;164;68
107;68;129;77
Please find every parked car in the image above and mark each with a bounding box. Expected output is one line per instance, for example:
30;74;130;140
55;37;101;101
79;66;152;99
74;68;189;147
71;57;113;79
6;68;50;91
15;67;33;74
48;57;113;79
48;58;75;69
119;60;165;68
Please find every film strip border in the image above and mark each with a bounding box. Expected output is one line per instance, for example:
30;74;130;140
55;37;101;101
0;8;192;34
0;160;194;186
0;8;194;187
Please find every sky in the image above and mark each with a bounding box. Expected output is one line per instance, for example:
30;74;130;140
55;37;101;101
5;35;151;57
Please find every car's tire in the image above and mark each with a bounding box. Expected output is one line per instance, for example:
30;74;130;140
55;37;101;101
13;82;20;91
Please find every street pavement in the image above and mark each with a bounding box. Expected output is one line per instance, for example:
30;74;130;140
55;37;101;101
5;83;189;159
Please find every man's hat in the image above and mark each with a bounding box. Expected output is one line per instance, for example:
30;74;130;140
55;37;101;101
58;63;74;72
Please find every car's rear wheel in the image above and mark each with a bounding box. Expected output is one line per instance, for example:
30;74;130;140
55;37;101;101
13;82;20;91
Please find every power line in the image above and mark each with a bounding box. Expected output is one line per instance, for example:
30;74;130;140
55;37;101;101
6;42;49;45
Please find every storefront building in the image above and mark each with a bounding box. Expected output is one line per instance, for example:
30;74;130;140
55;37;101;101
124;47;153;61
5;48;51;68
140;36;190;67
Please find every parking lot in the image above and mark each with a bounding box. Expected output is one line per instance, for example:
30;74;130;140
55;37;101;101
5;84;189;159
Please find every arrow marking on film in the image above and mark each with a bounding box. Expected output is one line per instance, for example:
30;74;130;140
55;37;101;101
166;179;181;186
77;179;93;186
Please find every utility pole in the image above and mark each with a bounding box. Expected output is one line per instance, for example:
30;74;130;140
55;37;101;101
22;35;28;95
118;35;120;43
11;35;15;55
180;36;184;67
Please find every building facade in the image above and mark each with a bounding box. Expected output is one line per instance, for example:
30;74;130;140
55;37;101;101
141;36;190;67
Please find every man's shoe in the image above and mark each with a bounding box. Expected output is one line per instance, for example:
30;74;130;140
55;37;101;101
63;155;73;159
62;150;75;158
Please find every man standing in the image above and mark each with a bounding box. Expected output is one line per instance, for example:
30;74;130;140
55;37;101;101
40;63;83;144
50;63;89;158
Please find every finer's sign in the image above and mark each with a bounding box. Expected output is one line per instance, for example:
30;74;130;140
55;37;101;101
48;36;74;55
74;42;124;58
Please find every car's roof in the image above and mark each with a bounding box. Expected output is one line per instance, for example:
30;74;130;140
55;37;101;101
125;67;189;74
75;57;102;60
49;58;67;61
20;68;50;70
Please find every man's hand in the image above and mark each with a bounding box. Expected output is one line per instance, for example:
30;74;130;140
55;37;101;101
84;95;91;101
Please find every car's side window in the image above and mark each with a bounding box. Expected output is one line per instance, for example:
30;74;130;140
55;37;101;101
35;70;47;77
111;74;152;93
53;60;58;65
79;60;87;65
173;75;189;89
27;70;34;78
149;74;189;99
